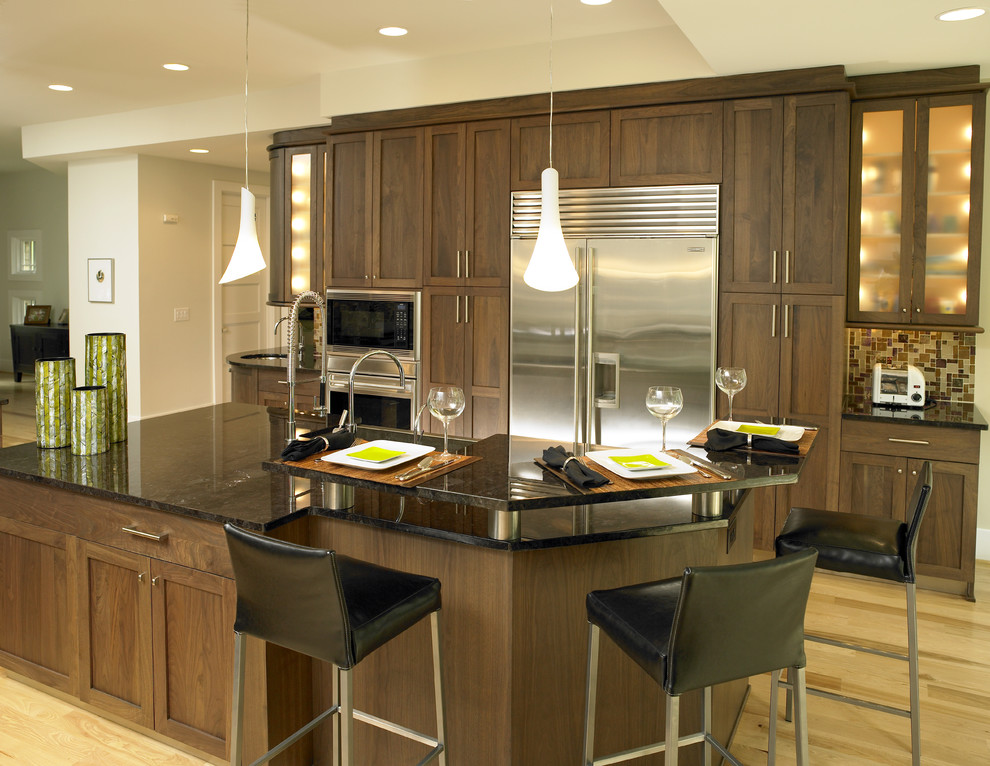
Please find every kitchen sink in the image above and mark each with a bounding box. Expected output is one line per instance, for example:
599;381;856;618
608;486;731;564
241;352;288;360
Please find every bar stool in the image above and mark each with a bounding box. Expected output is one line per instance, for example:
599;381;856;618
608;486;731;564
775;461;932;766
223;523;447;766
582;548;818;766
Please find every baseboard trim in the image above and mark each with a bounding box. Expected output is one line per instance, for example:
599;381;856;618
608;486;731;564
977;527;990;562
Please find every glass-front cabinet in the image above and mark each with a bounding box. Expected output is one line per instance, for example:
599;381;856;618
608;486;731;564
849;93;984;326
268;139;325;305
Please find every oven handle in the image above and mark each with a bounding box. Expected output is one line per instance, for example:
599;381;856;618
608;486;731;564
327;376;415;397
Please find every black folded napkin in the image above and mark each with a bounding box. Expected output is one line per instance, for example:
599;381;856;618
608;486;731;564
704;428;799;455
542;446;611;488
280;428;355;461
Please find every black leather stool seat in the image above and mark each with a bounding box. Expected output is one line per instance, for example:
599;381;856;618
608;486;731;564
776;507;910;584
586;578;681;686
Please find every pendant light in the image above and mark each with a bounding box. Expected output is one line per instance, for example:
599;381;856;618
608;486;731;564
219;0;266;284
523;0;579;293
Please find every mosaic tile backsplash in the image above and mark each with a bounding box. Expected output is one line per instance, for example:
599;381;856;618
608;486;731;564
847;328;977;403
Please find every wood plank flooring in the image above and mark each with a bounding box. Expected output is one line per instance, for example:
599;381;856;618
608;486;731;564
0;372;35;447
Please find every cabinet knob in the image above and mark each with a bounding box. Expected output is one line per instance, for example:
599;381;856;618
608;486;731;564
138;572;146;583
902;308;908;313
915;307;921;313
911;470;917;476
897;468;903;474
152;576;161;587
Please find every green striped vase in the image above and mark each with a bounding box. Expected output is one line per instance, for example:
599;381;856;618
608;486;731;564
35;356;75;448
70;385;110;456
85;332;127;443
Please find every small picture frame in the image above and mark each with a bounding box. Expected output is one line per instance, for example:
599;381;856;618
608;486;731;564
88;258;114;303
57;308;69;325
24;304;51;325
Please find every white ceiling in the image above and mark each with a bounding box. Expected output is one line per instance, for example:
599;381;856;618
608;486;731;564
0;0;986;174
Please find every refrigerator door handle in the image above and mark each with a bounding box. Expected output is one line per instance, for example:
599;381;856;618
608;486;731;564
592;352;620;409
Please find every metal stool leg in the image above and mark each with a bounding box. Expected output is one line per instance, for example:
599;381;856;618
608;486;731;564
582;624;601;766
430;611;448;766
768;669;781;766
229;632;247;766
792;666;810;766
340;667;354;766
665;693;680;766
702;685;712;766
906;582;921;766
332;665;342;766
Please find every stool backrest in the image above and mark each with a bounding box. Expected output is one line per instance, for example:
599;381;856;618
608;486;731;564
665;548;817;696
903;461;933;582
224;523;354;667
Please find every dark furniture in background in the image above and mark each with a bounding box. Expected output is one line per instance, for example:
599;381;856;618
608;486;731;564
9;323;69;381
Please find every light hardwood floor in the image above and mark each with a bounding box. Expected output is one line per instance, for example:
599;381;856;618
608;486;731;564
1;563;987;764
0;371;35;447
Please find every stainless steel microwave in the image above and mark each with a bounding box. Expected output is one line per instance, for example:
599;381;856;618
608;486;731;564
324;289;420;360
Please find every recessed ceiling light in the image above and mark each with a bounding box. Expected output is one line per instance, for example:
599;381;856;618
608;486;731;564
48;84;73;92
937;7;986;20
378;26;408;37
163;63;190;71
581;0;613;5
189;148;210;154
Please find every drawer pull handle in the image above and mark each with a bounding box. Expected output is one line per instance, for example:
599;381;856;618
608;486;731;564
886;438;930;446
122;526;168;542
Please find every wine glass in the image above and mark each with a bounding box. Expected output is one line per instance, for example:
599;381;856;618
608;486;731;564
427;386;465;456
715;367;747;422
645;386;683;452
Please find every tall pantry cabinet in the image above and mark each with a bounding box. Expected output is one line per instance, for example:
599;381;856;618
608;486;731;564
718;92;850;549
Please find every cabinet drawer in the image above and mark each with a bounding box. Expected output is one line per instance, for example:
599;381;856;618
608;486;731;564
841;419;980;464
0;475;232;577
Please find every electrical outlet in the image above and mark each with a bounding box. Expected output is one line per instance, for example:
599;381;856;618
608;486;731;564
163;214;179;224
174;307;190;322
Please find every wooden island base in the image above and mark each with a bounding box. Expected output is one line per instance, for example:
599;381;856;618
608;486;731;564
271;494;755;766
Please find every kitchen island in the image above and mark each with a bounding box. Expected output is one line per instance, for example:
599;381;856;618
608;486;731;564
0;403;814;765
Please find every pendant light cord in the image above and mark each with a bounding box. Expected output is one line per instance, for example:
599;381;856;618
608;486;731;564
243;0;250;190
548;1;554;169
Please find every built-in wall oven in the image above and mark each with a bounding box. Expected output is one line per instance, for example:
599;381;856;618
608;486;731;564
322;289;420;430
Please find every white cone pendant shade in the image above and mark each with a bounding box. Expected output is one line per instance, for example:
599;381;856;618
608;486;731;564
220;187;266;283
523;167;579;292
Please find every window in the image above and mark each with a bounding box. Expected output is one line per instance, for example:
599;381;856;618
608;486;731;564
9;230;42;280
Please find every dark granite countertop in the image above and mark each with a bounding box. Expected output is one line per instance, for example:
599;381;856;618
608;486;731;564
0;402;813;551
843;397;987;430
0;403;307;531
226;347;318;371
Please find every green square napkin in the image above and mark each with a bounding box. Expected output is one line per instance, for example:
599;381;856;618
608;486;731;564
349;446;405;463
736;424;780;436
610;454;669;471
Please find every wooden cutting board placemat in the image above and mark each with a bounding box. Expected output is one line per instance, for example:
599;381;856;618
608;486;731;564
281;449;481;487
687;423;817;457
536;457;729;495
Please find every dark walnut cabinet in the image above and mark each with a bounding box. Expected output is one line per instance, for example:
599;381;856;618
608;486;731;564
610;101;723;185
721;93;849;295
510;110;610;189
422;287;509;439
327;128;424;288
268;141;325;305
0;477;236;760
839;418;979;600
10;323;69;382
847;92;985;326
425;120;510;287
719;293;846;549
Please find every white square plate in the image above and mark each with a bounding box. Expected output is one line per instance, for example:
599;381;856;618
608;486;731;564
321;440;435;471
710;421;804;442
586;449;696;480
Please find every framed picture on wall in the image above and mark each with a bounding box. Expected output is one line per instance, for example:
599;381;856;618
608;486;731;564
24;304;51;325
88;258;114;303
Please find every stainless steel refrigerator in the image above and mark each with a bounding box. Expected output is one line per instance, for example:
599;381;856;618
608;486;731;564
510;185;718;452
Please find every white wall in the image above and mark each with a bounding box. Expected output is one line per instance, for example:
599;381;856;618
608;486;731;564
67;156;142;418
0;168;68;370
136;155;265;417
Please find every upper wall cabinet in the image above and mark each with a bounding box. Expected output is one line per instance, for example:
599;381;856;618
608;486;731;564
848;93;985;326
720;93;849;295
610;102;722;186
268;143;324;305
510;111;610;190
326;128;424;288
425;120;510;287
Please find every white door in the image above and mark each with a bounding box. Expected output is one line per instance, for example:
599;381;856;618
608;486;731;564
212;181;276;402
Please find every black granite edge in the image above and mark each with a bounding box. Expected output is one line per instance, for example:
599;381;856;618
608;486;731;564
306;504;732;552
0;464;311;532
226;348;318;371
842;397;988;430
